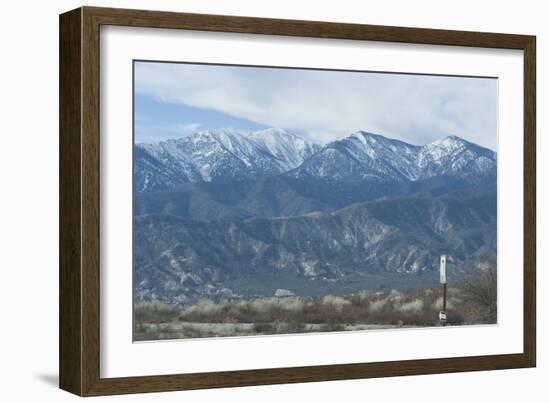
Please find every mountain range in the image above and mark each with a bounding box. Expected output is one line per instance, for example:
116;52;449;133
135;129;496;191
133;129;497;304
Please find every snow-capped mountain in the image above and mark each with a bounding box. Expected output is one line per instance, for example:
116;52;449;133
135;129;320;191
416;135;496;180
289;131;496;182
135;129;496;191
288;131;422;181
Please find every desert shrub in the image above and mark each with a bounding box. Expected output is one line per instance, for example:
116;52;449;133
278;297;306;313
274;320;306;334
444;308;465;325
301;299;328;324
455;269;497;324
253;322;275;334
322;295;351;310
134;302;180;323
398;298;424;313
319;323;345;332
136;279;492;342
181;298;224;320
368;299;386;313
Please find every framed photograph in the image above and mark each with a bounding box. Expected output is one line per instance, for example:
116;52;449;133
59;6;536;396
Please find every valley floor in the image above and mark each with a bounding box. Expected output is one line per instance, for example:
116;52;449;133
134;272;496;341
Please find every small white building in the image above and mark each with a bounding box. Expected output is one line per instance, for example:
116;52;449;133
274;289;295;297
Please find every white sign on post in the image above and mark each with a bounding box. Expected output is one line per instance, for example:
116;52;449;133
440;255;447;284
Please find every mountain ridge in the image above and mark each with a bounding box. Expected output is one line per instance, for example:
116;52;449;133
288;131;496;183
135;128;321;191
135;129;496;191
134;186;496;303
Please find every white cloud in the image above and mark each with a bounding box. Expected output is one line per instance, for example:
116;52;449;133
135;62;497;149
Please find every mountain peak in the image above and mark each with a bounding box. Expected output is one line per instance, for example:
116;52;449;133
252;127;293;136
248;128;300;144
417;135;496;181
350;131;383;144
427;135;468;148
424;134;495;155
345;131;423;150
333;130;382;144
444;135;464;141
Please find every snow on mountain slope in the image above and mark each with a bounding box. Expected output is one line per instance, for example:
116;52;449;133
135;129;496;191
290;131;496;182
288;131;422;181
417;135;497;180
246;128;321;171
135;129;320;191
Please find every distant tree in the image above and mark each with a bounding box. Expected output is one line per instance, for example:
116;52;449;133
455;268;497;324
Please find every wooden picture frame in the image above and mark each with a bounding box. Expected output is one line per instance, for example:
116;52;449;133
59;6;536;396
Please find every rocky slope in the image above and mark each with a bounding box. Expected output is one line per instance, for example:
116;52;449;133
134;187;496;303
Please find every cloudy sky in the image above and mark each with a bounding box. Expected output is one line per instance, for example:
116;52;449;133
134;61;497;150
